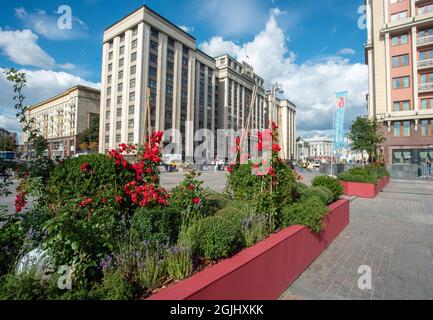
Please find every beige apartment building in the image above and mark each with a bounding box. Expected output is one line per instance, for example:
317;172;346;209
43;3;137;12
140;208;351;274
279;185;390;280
100;5;297;161
366;0;433;168
26;85;100;158
274;98;297;160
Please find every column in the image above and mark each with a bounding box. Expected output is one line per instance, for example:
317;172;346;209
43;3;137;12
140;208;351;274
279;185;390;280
98;42;109;153
135;22;150;145
156;33;168;131
172;41;183;147
121;29;132;144
185;50;196;161
385;33;391;114
411;26;419;111
109;36;120;149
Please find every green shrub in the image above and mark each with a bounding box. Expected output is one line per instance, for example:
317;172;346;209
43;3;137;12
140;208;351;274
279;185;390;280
0;270;49;300
185;215;242;260
95;269;133;300
301;186;333;205
311;176;343;202
280;196;329;232
0;213;24;277
204;190;230;215
136;252;165;291
130;206;181;246
217;202;269;247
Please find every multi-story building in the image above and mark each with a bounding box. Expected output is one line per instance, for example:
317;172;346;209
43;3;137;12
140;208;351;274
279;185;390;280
366;0;433;167
0;127;17;146
305;138;333;160
100;5;297;162
273;98;297;160
26;85;100;158
297;138;311;160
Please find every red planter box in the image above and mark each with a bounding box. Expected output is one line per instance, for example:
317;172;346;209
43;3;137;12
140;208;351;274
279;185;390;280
342;176;390;199
148;199;350;300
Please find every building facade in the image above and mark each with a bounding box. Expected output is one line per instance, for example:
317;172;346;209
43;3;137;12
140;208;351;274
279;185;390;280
100;5;297;161
305;138;333;160
0;127;17;147
27;85;100;158
297;138;311;160
366;0;433;166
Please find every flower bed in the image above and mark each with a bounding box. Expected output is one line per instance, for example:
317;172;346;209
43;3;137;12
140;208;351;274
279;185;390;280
148;199;350;300
340;180;378;198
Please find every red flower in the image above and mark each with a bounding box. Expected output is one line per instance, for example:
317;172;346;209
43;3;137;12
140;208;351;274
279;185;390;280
79;198;92;207
115;196;123;204
192;197;200;204
80;163;90;172
187;184;195;191
272;144;281;153
15;191;27;213
257;142;263;152
227;166;233;174
101;197;107;204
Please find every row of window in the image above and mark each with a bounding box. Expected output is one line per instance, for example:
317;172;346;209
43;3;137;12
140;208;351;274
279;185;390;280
393;120;433;137
392;99;433;111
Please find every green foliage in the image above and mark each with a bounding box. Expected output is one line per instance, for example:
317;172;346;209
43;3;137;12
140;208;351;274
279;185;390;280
95;269;133;300
338;165;379;184
217;202;269;247
203;190;230;215
78;115;100;152
301;186;333;205
0;213;24;277
169;170;207;228
311;175;343;202
184;215;242;260
226;162;263;201
348;116;385;162
136;252;165;291
165;246;193;281
130;206;181;246
280;196;329;233
46;153;134;207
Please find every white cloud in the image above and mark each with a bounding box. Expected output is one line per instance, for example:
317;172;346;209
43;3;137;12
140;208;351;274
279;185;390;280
0;28;55;68
199;9;368;138
15;7;88;41
0;68;100;143
337;48;356;55
178;25;194;33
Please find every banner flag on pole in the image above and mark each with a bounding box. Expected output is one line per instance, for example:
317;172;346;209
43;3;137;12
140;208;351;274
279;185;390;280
333;91;347;151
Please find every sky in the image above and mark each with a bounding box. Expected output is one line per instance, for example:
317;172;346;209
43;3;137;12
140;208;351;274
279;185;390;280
0;0;368;142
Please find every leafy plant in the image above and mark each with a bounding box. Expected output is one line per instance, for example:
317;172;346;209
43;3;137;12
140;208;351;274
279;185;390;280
165;246;193;281
130;206;181;246
136;251;165;291
96;268;133;300
185;215;242;260
311;175;343;202
301;186;333;205
280;196;329;233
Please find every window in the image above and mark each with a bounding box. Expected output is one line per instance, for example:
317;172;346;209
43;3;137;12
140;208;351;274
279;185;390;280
167;49;175;59
119;46;124;55
129;106;134;115
130;79;136;89
167;62;174;70
131;52;137;62
130;65;136;75
393;100;411;111
149;66;157;76
421;98;433;109
392;54;409;67
421;120;430;136
148;79;157;89
108;64;112;72
403;121;411;136
117;96;122;105
419;4;433;15
132;28;138;37
119;58;124;67
105;135;109;143
107;87;111;95
105;123;110;131
107;75;112;84
150;54;158;63
117;108;122;117
131;39;137;49
119;35;125;43
128;119;134;128
116;134;121;143
108;52;113;60
118;83;123;92
391;11;407;22
118;70;123;79
106;99;111;108
395;121;411;136
116;122;121;130
128;133;134;143
393;76;410;89
129;92;135;102
150;40;158;50
106;111;111;120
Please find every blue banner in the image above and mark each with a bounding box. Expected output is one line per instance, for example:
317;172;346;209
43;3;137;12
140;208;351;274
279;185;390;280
333;91;347;151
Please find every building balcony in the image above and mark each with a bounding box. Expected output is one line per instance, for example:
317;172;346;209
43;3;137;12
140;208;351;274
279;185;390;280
417;34;433;47
418;58;433;69
419;82;433;92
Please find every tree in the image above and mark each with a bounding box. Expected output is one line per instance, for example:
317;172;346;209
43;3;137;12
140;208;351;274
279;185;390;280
78;115;99;152
347;116;385;166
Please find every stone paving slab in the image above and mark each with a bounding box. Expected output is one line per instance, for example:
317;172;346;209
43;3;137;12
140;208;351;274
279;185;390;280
280;180;433;300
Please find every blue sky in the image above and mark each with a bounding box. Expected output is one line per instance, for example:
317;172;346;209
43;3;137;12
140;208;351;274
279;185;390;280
0;0;368;140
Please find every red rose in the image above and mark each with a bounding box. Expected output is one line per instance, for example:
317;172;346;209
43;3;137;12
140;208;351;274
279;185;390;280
272;144;281;153
192;197;200;204
115;196;123;204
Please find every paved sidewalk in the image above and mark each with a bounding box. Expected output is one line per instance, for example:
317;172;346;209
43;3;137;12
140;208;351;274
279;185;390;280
280;179;433;300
